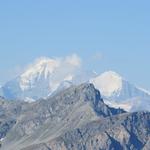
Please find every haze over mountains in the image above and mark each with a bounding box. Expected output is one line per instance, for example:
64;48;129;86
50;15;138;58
0;56;150;150
0;57;150;112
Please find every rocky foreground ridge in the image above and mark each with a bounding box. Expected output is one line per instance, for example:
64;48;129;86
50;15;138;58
0;83;150;150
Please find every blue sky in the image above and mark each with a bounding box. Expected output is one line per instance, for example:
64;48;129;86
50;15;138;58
0;0;150;90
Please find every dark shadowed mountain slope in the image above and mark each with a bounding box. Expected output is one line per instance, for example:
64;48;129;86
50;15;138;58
21;112;150;150
1;83;150;150
1;83;124;150
0;97;27;141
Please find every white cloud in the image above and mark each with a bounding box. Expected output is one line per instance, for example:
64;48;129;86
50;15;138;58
50;54;82;84
0;54;82;86
65;54;81;67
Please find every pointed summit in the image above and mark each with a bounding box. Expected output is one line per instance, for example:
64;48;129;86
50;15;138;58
20;57;60;91
90;71;123;97
0;55;83;100
90;71;150;112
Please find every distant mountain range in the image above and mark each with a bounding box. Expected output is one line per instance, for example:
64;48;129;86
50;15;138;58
0;57;150;112
0;57;96;101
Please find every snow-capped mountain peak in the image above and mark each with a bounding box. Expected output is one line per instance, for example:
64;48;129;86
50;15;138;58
20;57;60;91
0;55;83;100
89;70;150;112
1;55;150;113
90;71;123;97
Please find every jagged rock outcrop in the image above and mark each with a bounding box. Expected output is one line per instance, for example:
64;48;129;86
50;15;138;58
0;97;26;140
1;83;124;150
21;112;150;150
1;83;150;150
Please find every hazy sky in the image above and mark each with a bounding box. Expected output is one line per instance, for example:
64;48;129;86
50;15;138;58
0;0;150;90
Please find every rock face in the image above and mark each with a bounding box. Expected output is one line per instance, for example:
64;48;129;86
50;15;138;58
47;112;150;150
0;83;150;150
10;112;150;150
17;112;150;150
0;97;26;140
0;83;124;150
